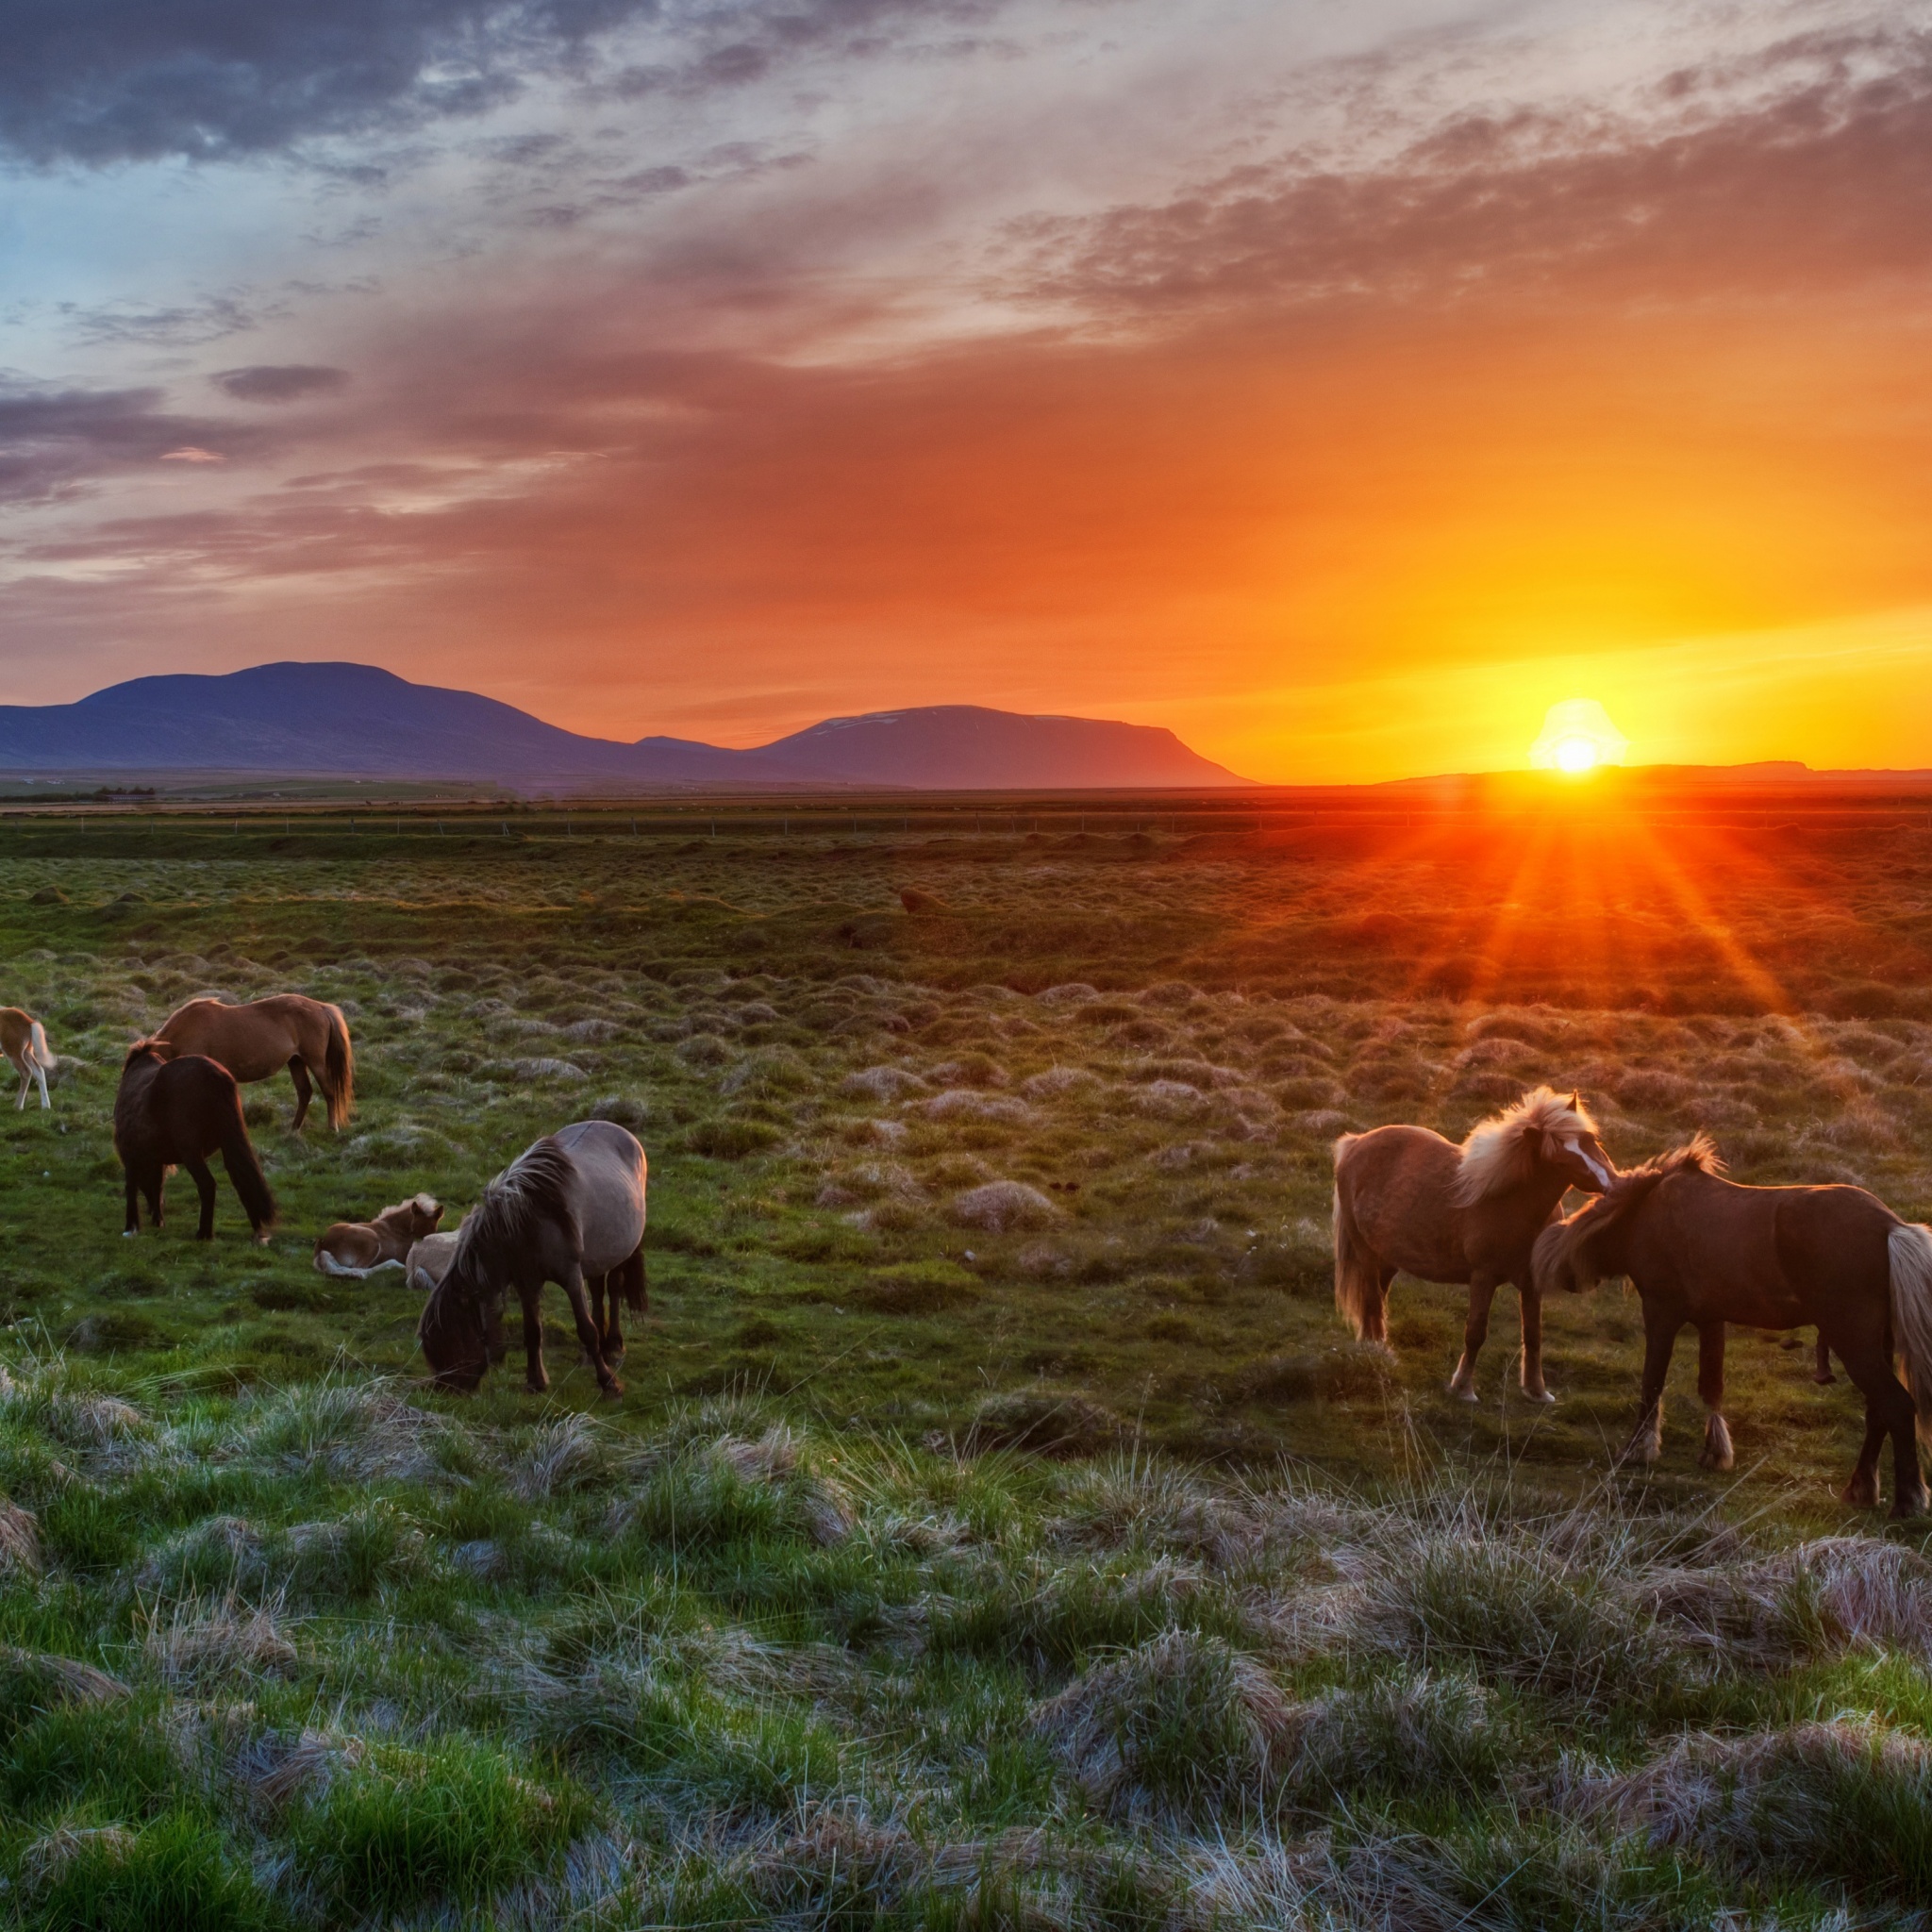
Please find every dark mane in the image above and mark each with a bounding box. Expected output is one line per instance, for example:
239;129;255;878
451;1135;580;1279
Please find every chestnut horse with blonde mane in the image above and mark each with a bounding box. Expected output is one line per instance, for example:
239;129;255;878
1333;1088;1616;1401
155;995;353;1132
1534;1137;1932;1517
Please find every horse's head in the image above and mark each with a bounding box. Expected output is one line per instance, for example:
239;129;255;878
123;1037;180;1070
385;1192;443;1240
417;1271;492;1391
1539;1096;1615;1195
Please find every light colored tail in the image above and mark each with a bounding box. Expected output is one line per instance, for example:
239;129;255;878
1331;1141;1387;1344
1888;1223;1932;1446
324;1008;354;1129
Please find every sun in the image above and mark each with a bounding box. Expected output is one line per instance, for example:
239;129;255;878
1530;698;1629;774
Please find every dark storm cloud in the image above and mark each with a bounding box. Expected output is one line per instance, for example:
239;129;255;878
1017;26;1932;314
211;364;353;403
0;382;263;503
0;0;1002;167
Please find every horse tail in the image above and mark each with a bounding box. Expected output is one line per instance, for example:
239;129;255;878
26;1020;50;1070
1888;1223;1932;1444
324;1006;354;1129
216;1089;278;1235
617;1244;647;1314
1331;1136;1387;1345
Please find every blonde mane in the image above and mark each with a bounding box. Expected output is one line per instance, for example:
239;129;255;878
1451;1086;1601;1207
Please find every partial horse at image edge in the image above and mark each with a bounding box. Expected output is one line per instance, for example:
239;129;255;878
1332;1087;1615;1401
0;1008;53;1110
155;994;354;1132
1534;1135;1932;1517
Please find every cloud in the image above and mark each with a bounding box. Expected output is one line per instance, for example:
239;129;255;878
0;383;263;504
1013;25;1932;318
211;365;352;403
0;0;1008;167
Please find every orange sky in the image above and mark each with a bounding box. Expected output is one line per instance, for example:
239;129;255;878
4;1;1928;780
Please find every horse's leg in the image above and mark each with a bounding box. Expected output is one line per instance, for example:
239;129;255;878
13;1058;26;1110
1519;1278;1556;1404
286;1056;312;1133
124;1166;142;1235
149;1169;167;1230
558;1264;623;1396
1813;1334;1835;1385
1624;1303;1680;1465
601;1273;625;1360
1836;1340;1926;1518
1842;1413;1885;1509
183;1156;218;1240
1695;1323;1734;1471
521;1285;549;1393
1448;1272;1500;1401
33;1059;48;1109
582;1273;607;1364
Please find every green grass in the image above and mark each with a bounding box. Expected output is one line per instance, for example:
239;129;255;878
0;806;1929;1923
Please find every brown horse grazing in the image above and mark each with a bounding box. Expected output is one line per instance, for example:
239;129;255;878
1533;1137;1932;1518
155;995;353;1132
418;1120;646;1397
1333;1088;1616;1402
0;1008;53;1110
314;1193;442;1277
114;1042;277;1242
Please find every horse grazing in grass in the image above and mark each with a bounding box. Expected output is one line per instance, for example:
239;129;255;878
114;1042;276;1242
0;1008;53;1110
1534;1137;1932;1518
418;1120;646;1397
1333;1088;1615;1402
156;994;353;1132
314;1193;442;1277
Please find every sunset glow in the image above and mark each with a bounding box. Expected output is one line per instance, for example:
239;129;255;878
1;2;1927;781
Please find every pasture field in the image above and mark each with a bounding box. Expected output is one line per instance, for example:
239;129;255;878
2;796;1932;1926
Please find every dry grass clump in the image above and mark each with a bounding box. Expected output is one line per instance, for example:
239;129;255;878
0;1495;41;1578
506;1411;615;1501
1642;1535;1932;1666
950;1179;1059;1231
0;1644;128;1707
967;1389;1122;1457
1350;1499;1683;1708
1570;1719;1932;1898
140;1594;300;1687
1032;1629;1297;1820
234;1377;458;1484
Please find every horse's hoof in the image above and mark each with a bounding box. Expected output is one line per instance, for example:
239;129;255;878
121;1230;137;1240
1890;1492;1928;1521
1447;1380;1477;1404
599;1379;625;1400
1697;1449;1736;1472
525;1378;549;1395
1842;1476;1880;1508
1522;1388;1557;1406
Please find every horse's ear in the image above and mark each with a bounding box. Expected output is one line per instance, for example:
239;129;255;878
1570;1090;1581;1111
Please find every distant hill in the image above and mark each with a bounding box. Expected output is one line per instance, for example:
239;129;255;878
751;705;1246;790
0;662;1251;791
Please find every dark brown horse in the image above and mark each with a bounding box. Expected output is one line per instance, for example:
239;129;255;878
1533;1137;1932;1518
156;994;353;1132
114;1042;277;1242
1333;1088;1615;1401
418;1120;646;1398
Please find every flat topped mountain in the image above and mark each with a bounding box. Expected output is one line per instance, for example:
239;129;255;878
752;705;1247;790
0;661;1252;791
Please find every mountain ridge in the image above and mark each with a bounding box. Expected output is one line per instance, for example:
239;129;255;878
0;661;1252;791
